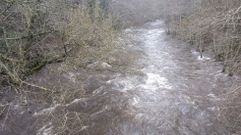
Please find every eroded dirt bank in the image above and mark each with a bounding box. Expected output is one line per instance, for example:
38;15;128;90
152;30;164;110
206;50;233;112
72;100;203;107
1;20;241;135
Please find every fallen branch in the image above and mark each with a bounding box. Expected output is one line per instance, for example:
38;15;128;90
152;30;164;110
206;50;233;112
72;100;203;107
0;60;51;92
21;80;51;92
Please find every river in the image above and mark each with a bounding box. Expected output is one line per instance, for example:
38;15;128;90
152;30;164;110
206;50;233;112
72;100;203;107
75;20;240;135
2;20;240;135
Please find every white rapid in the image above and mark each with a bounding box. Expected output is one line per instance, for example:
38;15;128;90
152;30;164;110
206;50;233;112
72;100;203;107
73;20;239;135
6;20;240;135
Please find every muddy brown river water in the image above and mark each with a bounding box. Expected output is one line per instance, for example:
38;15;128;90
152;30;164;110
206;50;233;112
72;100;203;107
1;20;241;135
72;20;240;135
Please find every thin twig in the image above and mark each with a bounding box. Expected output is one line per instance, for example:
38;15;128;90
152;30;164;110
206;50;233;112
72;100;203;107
0;1;15;17
1;105;10;130
21;80;51;92
2;27;9;52
218;86;241;98
0;31;56;41
0;54;21;63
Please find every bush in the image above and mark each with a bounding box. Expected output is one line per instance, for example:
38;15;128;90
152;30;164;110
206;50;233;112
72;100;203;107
165;0;241;75
0;0;118;88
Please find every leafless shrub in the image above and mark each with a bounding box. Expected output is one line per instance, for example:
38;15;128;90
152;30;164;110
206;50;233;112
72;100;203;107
0;1;130;133
164;0;241;75
218;86;241;134
164;1;241;133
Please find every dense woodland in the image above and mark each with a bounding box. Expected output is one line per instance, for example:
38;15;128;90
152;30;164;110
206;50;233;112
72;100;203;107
1;0;241;134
